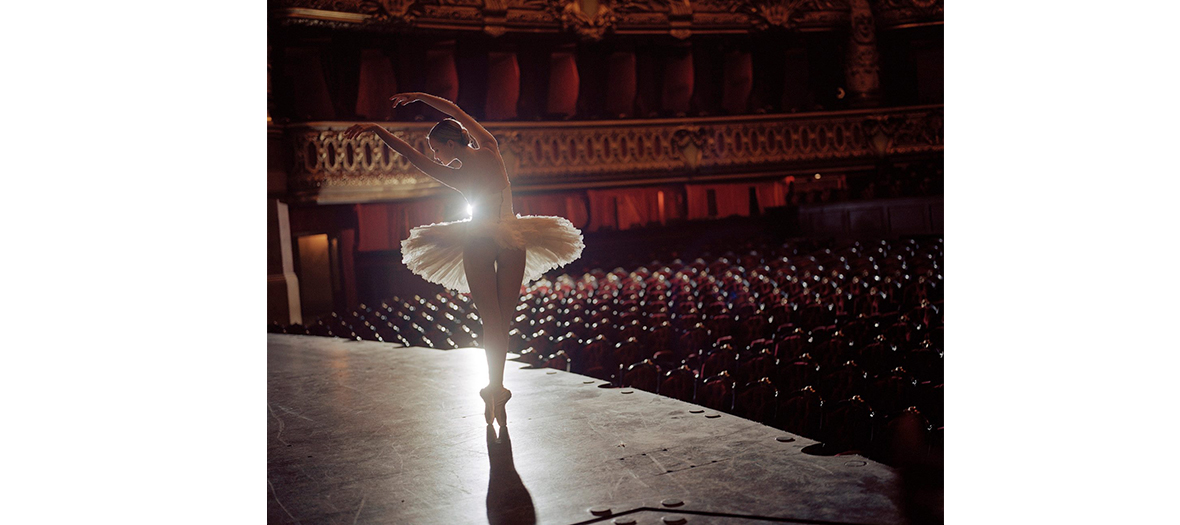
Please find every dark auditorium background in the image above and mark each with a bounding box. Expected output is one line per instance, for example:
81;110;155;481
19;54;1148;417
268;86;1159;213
266;0;943;486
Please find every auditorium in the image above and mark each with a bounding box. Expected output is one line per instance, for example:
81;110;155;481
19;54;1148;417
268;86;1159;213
266;1;943;523
8;1;1179;524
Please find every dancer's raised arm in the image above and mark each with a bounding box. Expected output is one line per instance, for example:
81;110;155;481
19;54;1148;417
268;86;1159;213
343;123;463;190
391;92;498;150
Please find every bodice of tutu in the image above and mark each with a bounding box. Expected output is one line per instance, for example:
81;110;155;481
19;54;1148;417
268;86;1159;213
469;185;514;223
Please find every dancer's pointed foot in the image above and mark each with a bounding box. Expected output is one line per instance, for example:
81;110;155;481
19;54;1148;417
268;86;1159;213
479;386;496;424
479;385;512;425
495;387;511;426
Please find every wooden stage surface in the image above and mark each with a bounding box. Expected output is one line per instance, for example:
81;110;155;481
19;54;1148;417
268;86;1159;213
267;334;905;524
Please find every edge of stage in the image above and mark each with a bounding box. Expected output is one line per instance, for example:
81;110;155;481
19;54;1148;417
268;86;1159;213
267;334;905;524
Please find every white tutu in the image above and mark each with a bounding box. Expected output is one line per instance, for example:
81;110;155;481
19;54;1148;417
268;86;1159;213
400;187;584;293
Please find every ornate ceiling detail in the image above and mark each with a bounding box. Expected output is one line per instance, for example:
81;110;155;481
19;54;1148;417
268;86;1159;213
724;0;808;30
270;0;940;36
547;0;621;41
363;0;425;22
872;0;942;28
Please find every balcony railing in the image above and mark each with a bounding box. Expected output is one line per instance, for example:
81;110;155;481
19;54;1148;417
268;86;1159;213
284;104;942;203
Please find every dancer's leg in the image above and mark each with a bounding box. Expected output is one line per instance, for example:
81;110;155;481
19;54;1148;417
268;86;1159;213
495;247;527;336
464;239;506;388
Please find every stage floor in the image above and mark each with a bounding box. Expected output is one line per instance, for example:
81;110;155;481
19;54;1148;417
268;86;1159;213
267;334;905;524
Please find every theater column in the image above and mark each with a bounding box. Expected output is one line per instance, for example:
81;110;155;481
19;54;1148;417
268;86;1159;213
268;198;302;325
845;0;882;108
547;43;579;118
268;45;301;323
486;47;520;120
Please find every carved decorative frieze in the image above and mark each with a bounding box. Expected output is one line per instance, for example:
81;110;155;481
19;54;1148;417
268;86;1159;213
269;0;867;35
548;0;621;40
363;0;425;22
872;0;942;28
271;0;366;11
284;105;942;203
719;0;846;30
724;0;808;30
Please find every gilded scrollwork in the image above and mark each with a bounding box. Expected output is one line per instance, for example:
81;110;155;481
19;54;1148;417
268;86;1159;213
723;0;808;30
270;0;367;11
554;0;620;40
285;106;942;201
872;0;942;27
361;0;425;21
270;0;873;33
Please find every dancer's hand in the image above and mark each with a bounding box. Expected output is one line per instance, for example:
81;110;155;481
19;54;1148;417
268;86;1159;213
390;92;424;109
343;123;379;140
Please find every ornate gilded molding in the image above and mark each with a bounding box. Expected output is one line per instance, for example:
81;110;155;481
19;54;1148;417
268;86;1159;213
269;0;861;35
548;0;621;40
720;0;846;30
724;0;807;30
363;0;425;22
872;0;942;28
283;105;942;203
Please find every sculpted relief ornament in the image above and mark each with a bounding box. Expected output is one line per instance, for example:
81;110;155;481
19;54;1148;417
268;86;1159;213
359;0;424;22
537;0;622;40
720;0;846;30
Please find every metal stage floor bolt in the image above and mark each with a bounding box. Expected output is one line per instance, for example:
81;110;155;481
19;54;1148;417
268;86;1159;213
663;516;688;524
776;436;796;442
590;506;612;516
613;518;637;525
547;371;557;374
705;414;721;418
584;380;596;384
622;390;634;394
845;460;867;467
689;409;704;413
662;498;684;507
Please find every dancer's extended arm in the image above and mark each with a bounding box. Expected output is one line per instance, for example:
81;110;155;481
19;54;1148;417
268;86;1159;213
390;92;498;150
343;123;462;190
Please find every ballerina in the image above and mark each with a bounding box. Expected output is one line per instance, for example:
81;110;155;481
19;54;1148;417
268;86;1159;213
344;92;584;426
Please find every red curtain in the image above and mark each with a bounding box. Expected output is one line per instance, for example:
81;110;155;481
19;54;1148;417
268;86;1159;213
355;49;397;120
514;191;589;230
424;41;459;103
685;179;791;220
284;47;335;120
605;50;636;118
485;51;520;121
662;45;694;115
721;50;752;115
547;45;580;118
356;200;448;252
586;186;677;231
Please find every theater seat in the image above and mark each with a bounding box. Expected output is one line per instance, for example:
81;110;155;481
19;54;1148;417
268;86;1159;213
700;345;738;381
874;406;932;467
660;366;697;402
820;395;875;455
622;359;660;393
735;378;778;424
773;354;820;394
698;371;735;412
819;361;868;406
775;386;823;439
866;367;918;418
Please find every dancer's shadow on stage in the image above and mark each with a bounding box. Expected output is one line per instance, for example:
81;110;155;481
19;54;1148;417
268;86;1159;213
486;425;536;525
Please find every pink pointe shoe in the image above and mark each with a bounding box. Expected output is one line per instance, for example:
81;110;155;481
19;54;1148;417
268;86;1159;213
478;386;512;425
